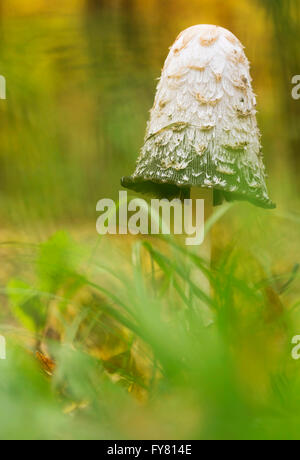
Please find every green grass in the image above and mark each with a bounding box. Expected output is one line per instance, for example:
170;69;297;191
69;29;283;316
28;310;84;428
0;201;300;440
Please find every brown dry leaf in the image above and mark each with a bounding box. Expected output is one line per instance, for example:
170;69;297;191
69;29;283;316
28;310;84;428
36;351;56;376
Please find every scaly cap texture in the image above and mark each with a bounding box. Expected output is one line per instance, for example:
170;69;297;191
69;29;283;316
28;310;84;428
122;24;275;208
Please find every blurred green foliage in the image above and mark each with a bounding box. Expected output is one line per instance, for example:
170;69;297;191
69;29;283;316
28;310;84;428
0;211;300;440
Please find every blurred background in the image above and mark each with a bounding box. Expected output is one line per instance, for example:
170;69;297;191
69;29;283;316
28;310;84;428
0;0;299;440
0;0;299;232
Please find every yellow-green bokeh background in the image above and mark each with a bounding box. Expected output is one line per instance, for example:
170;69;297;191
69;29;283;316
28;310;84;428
0;0;299;234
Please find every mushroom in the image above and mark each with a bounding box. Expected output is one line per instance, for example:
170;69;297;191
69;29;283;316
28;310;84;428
121;25;275;323
121;24;275;210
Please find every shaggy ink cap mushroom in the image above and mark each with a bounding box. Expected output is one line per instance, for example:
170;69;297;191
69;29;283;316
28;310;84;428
121;25;275;209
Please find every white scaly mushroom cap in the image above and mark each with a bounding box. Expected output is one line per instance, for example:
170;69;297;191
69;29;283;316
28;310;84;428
122;25;275;208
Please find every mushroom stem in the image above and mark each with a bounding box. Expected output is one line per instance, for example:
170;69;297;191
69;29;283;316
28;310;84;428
189;187;214;326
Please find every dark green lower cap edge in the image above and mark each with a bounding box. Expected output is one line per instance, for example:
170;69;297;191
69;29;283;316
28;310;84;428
121;176;276;210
